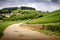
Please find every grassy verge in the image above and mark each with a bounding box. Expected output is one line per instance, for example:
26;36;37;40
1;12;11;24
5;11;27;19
0;20;22;38
38;24;60;36
38;30;60;36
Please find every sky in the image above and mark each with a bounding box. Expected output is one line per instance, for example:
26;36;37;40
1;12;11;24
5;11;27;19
0;0;60;11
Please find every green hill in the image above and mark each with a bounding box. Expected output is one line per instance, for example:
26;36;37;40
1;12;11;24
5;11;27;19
27;10;60;24
0;7;36;14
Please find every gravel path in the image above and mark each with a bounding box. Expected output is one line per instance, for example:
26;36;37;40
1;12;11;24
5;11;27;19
0;22;60;40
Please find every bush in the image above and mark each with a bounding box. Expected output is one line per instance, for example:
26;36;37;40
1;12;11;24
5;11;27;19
0;33;3;38
0;16;3;20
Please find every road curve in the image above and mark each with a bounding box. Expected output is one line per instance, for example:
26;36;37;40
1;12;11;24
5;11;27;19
1;22;60;40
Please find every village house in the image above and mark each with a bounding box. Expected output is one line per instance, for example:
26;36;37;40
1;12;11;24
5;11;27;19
0;13;13;17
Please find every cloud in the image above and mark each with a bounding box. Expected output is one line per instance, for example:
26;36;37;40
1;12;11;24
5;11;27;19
51;0;58;3
0;0;7;1
0;0;60;11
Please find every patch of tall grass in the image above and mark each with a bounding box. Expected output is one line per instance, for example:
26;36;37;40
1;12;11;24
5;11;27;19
42;24;60;32
39;24;60;36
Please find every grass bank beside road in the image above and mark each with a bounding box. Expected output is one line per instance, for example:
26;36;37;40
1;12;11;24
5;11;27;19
0;20;22;38
39;24;60;36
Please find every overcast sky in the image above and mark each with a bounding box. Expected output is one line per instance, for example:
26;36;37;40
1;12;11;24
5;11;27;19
0;0;60;11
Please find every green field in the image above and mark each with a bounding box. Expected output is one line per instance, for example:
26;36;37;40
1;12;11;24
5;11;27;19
27;10;60;24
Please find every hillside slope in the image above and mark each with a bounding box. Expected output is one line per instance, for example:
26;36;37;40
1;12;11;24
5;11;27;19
27;10;60;24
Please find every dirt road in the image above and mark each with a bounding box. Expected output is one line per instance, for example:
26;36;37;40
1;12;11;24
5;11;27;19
0;22;60;40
